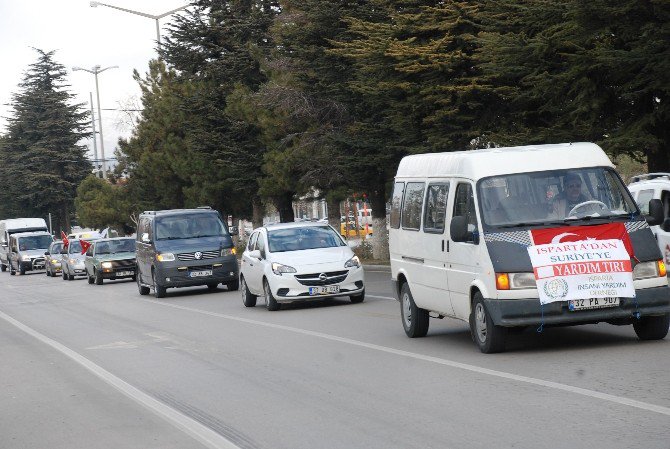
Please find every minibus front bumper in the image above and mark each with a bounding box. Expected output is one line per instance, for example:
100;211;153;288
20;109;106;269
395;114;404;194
485;286;670;327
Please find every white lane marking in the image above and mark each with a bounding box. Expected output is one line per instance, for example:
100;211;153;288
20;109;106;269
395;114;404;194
142;299;670;417
367;294;394;301
0;310;240;449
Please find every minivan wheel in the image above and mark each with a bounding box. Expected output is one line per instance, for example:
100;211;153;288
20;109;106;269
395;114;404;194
470;292;507;354
400;283;429;338
207;283;218;291
137;272;150;296
263;279;280;311
633;313;670;340
226;280;240;291
19;264;26;275
152;270;166;298
241;276;257;307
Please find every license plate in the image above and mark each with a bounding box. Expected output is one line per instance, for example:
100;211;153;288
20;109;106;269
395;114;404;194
309;286;340;295
117;271;133;277
569;297;619;311
189;270;212;278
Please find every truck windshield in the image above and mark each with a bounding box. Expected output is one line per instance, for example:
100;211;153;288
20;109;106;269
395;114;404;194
155;214;228;240
18;235;53;250
478;167;638;227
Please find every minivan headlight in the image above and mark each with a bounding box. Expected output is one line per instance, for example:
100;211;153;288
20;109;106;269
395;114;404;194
344;255;361;268
633;261;661;280
21;254;32;261
272;262;296;275
156;253;175;262
221;248;236;257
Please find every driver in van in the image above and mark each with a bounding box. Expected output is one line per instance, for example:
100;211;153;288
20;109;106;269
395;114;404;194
552;172;589;218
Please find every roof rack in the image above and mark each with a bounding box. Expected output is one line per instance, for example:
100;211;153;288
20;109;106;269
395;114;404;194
629;173;670;183
196;206;212;209
142;211;156;215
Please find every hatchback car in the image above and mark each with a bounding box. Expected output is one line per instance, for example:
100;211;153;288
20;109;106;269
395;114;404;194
84;237;136;285
240;222;365;311
61;239;89;280
45;240;64;277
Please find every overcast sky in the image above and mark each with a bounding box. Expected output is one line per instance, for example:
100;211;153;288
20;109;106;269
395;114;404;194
0;0;189;165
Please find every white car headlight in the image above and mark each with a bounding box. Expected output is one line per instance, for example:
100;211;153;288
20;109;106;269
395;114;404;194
21;254;32;261
69;258;77;264
272;262;297;275
344;255;361;268
101;262;113;269
156;253;175;262
633;261;660;280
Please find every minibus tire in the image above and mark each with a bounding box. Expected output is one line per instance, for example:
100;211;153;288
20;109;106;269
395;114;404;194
400;283;429;338
633;313;670;340
470;292;507;353
241;277;257;307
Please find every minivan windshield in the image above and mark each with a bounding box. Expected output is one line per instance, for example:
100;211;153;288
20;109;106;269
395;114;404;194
155;213;228;240
268;226;345;252
96;239;135;255
18;235;53;250
478;167;638;228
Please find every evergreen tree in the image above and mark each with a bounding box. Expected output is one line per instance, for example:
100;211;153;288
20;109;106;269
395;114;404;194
74;175;131;231
0;49;90;232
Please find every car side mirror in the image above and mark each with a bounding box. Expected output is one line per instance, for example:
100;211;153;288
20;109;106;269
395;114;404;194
660;218;670;233
141;233;151;243
44;251;50;255
249;249;262;260
646;199;664;226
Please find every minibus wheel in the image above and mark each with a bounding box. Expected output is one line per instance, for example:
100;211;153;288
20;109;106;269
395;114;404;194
470;292;506;353
400;283;429;338
633;313;670;340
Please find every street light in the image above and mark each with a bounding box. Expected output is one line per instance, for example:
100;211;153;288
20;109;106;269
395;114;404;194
90;1;188;48
72;65;118;180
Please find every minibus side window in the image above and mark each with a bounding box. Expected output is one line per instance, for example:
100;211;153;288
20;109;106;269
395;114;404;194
453;183;478;235
401;182;425;230
424;184;449;233
390;182;404;229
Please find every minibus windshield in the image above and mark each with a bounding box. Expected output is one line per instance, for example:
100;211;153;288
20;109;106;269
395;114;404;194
478;167;638;227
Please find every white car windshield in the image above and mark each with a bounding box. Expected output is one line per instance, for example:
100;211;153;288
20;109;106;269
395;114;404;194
478;167;638;228
68;241;83;253
268;226;345;252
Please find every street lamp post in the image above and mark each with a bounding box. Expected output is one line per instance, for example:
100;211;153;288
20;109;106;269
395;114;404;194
72;65;118;180
89;1;188;48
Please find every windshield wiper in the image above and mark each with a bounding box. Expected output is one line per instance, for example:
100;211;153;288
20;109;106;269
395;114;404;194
496;221;565;229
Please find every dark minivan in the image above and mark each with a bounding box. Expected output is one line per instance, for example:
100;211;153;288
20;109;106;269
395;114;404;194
136;208;239;298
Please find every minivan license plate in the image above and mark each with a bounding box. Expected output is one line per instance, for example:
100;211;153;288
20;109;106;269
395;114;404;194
190;270;212;278
309;286;340;295
569;297;619;311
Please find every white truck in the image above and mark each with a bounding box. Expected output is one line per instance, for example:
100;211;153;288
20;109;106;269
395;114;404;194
0;218;49;272
628;173;670;264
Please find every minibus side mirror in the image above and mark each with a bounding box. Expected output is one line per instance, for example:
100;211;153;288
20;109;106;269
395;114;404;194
646;199;664;226
660;218;670;233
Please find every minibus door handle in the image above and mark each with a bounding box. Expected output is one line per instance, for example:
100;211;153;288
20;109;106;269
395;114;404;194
441;240;444;252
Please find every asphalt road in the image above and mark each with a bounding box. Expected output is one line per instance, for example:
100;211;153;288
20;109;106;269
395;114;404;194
1;267;669;449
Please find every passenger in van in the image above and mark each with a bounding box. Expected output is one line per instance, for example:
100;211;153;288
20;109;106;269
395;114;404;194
552;172;589;218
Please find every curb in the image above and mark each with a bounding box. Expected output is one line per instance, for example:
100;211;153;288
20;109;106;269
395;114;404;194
363;264;391;271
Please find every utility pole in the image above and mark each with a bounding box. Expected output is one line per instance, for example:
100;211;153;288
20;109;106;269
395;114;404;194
89;92;100;177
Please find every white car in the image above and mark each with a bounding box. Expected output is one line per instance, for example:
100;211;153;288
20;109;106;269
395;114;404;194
240;222;365;311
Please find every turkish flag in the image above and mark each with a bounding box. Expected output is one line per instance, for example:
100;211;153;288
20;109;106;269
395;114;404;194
530;223;633;256
61;231;69;248
79;239;92;255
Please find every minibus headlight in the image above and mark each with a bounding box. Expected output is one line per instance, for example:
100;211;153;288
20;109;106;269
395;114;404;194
633;261;660;280
272;262;296;275
496;272;536;290
509;273;537;289
156;253;175;262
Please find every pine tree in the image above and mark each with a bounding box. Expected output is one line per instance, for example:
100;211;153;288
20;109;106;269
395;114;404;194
1;49;90;232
